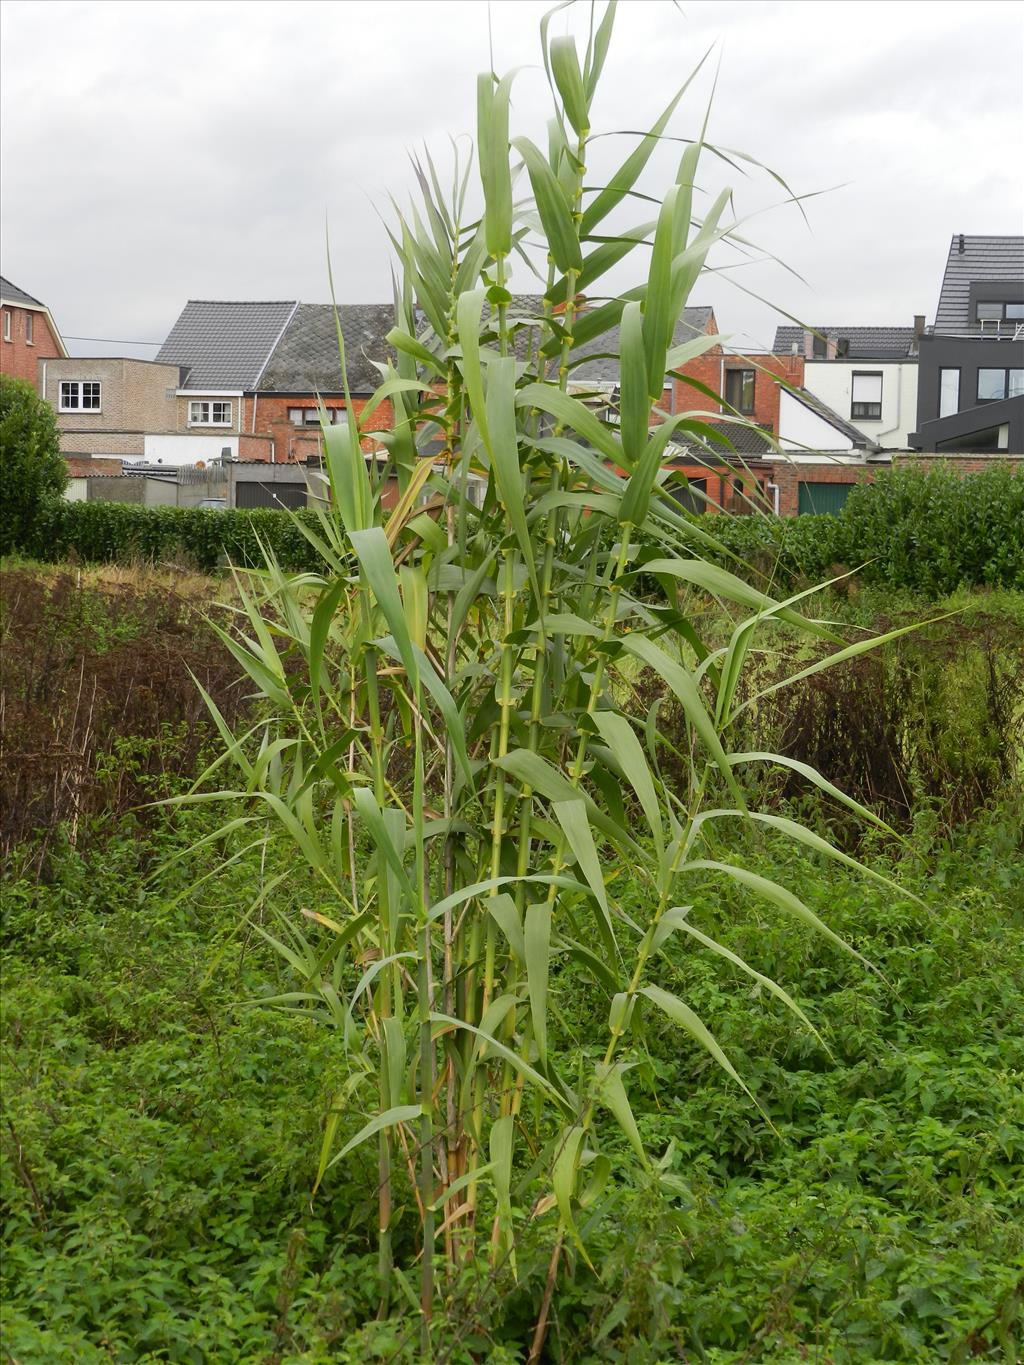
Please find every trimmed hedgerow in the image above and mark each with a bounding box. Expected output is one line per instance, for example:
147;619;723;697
712;462;1024;594
24;498;324;574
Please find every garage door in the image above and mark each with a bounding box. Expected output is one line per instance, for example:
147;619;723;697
235;482;308;510
798;481;852;516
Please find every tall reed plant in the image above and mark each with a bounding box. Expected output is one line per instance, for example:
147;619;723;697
189;4;914;1353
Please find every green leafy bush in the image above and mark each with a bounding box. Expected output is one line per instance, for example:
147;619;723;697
0;374;67;554
712;463;1024;595
2;803;1022;1362
25;497;323;573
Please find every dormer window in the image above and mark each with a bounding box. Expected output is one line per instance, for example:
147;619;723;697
724;368;755;414
851;372;883;421
976;302;1024;323
188;400;232;426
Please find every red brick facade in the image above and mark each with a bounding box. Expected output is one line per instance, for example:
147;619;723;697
1;304;65;389
671;351;804;434
239;394;395;463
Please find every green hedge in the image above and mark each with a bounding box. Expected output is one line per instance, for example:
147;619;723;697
712;462;1024;594
25;499;324;574
17;462;1024;594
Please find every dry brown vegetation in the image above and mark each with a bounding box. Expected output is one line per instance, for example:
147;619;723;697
0;563;248;866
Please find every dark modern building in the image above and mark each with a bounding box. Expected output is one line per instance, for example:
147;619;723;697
910;235;1024;453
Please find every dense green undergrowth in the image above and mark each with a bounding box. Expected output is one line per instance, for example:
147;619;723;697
3;800;1022;1363
12;462;1024;594
712;464;1024;596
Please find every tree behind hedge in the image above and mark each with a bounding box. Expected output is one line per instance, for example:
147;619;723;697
0;375;68;555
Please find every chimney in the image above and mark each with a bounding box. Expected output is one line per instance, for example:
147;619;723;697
802;329;814;359
958;234;965;255
826;337;838;360
913;314;926;337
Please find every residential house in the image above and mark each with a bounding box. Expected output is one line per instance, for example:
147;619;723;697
773;324;921;450
42;356;191;471
155;299;298;463
1;276;67;387
910;235;1024;453
156;300;397;466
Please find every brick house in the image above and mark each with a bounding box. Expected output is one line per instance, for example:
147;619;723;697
1;276;68;387
43;357;186;465
155;300;397;466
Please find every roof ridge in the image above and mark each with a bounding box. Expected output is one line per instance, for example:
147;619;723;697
184;298;300;306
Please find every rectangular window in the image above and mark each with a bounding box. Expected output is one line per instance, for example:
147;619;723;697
25;313;34;344
2;312;10;341
851;371;883;420
289;406;338;426
976;301;1024;322
59;380;101;411
938;368;960;418
188;400;232;425
977;369;1022;403
725;368;755;414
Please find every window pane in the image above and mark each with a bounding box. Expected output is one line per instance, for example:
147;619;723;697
977;369;1006;402
976;302;1003;321
1006;303;1024;320
852;373;883;403
1009;370;1024;400
288;408;303;424
939;368;960;418
25;314;33;342
725;369;755;413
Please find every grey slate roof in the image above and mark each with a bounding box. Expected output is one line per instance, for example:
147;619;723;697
0;276;46;308
570;305;717;383
156;300;298;390
934;234;1024;331
772;325;916;359
786;386;872;449
258;303;395;394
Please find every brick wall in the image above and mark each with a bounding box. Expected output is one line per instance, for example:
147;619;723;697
43;358;180;435
767;452;1024;517
241;394;396;463
66;456;123;477
58;431;146;458
671;352;804;434
1;306;64;388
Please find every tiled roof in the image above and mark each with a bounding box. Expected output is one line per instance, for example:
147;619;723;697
258;303;395;394
156;300;299;390
571;305;716;383
705;421;775;456
0;275;46;308
786;387;872;449
772;325;916;359
934;234;1024;331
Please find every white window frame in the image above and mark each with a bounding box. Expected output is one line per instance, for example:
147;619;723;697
188;399;233;427
59;380;102;412
850;371;883;421
2;311;10;342
288;406;339;427
25;312;34;345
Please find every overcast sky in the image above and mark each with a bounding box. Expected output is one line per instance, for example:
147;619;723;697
2;0;1022;359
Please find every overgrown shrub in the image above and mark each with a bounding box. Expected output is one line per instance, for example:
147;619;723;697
0;567;250;865
24;497;324;573
0;374;67;555
713;463;1024;594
